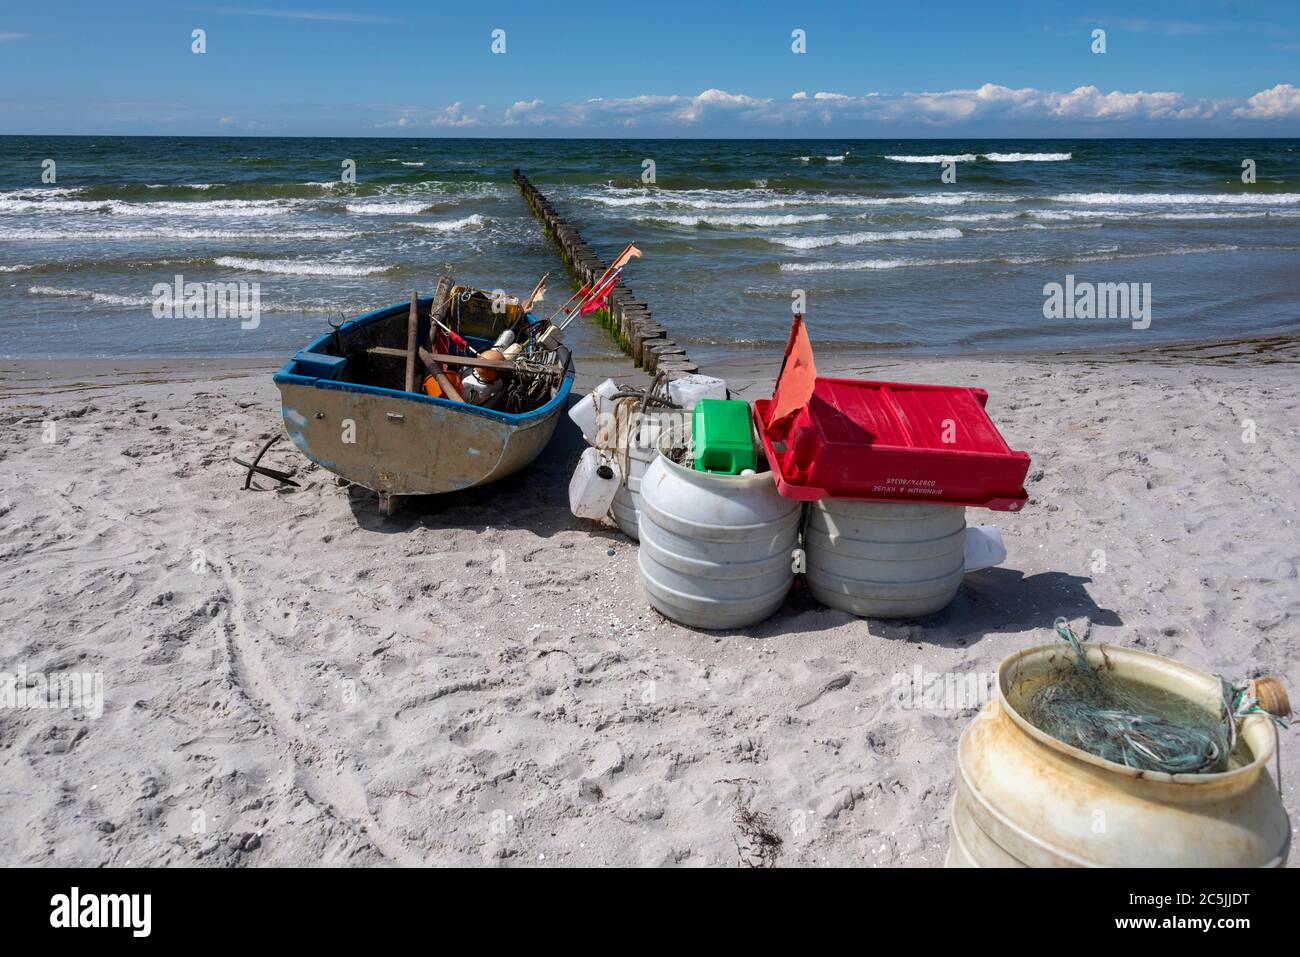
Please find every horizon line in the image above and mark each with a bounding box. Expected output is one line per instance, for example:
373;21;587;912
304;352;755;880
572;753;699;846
2;132;1297;141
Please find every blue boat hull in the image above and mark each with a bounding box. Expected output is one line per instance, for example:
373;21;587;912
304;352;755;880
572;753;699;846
273;297;574;497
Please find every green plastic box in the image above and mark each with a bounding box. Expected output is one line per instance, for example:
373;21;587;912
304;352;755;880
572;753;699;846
692;399;757;474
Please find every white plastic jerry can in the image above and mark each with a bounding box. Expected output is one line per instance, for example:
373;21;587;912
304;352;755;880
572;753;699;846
569;447;623;519
567;378;620;445
667;373;727;410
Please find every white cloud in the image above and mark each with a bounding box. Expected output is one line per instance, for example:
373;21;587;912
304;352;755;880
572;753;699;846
529;89;771;127
371;84;1300;132
377;103;486;129
1232;84;1300;120
430;102;483;128
0;32;32;40
503;99;545;126
1045;85;1203;120
677;88;767;122
218;116;273;131
198;6;398;23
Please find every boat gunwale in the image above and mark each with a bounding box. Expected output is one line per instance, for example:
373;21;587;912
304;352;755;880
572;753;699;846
272;297;574;427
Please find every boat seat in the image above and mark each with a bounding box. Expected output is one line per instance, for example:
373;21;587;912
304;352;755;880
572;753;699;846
293;351;347;380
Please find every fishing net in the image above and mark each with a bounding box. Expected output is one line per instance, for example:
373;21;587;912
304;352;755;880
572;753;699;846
1012;619;1283;775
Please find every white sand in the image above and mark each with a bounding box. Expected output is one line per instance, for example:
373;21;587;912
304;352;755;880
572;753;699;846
0;340;1296;867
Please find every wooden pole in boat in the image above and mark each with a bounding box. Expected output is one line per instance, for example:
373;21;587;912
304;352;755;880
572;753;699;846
404;291;420;394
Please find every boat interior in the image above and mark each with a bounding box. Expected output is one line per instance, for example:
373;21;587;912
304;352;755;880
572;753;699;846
282;286;570;416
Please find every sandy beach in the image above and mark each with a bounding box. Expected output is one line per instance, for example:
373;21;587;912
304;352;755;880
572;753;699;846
0;338;1296;867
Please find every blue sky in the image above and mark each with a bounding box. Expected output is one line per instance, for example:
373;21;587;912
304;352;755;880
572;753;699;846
1;1;1297;136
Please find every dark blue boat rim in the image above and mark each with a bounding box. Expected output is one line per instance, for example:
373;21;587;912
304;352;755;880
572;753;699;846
273;297;575;425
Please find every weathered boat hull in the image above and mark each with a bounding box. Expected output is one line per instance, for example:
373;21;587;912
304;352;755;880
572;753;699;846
273;296;573;499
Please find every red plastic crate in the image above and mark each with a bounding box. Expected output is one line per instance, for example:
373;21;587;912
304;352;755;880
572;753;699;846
754;378;1031;511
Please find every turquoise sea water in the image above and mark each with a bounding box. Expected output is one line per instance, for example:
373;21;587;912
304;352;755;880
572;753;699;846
1;136;1297;361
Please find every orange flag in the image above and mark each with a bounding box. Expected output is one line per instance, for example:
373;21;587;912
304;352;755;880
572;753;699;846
768;315;817;432
610;244;642;270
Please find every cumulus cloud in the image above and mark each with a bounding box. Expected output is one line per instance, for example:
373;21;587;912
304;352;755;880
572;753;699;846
219;116;274;131
431;102;483;128
1045;85;1206;120
1232;84;1300;120
503;99;545;126
520;89;773;128
372;84;1299;132
377;102;486;129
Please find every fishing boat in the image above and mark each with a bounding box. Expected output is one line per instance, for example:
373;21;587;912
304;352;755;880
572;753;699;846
273;279;574;515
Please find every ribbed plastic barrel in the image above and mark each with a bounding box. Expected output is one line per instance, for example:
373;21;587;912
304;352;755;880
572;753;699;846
638;438;800;630
609;403;688;542
947;643;1291;867
804;501;966;618
610;440;657;541
611;482;643;540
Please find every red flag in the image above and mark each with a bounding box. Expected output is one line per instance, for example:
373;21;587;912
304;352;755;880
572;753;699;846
578;273;618;315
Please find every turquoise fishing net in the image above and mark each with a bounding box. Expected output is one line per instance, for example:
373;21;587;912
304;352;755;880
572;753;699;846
1013;619;1239;775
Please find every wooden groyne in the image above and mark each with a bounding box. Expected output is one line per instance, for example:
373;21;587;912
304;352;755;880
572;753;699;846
513;170;698;377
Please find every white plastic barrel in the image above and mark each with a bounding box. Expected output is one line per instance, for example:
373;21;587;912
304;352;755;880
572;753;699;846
609;401;690;542
947;643;1291;867
804;501;966;618
638;433;800;629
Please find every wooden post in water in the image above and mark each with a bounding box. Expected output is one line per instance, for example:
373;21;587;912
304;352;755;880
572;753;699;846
512;169;698;376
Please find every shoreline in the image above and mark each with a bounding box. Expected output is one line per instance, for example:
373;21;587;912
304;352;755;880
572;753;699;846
4;328;1298;391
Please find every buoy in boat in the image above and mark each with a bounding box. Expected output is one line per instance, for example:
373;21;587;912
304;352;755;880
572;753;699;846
423;369;462;399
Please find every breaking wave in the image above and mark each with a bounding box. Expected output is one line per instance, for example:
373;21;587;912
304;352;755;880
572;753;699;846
344;201;434;215
28;286;157;307
882;154;978;163
769;228;963;249
0;227;367;241
404;213;488;232
635;212;832;227
213;256;392;277
982;152;1072;162
1050;192;1300;206
883;153;1070;163
779;243;1249;272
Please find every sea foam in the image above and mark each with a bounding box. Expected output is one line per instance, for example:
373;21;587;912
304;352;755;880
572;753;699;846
769;228;963;249
1051;192;1300;205
636;212;832;227
214;256;391;277
405;214;488;232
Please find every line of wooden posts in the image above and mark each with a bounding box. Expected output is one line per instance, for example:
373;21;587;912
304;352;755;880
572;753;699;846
512;170;699;377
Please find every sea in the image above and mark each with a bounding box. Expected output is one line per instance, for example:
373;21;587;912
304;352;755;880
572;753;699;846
1;136;1298;363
